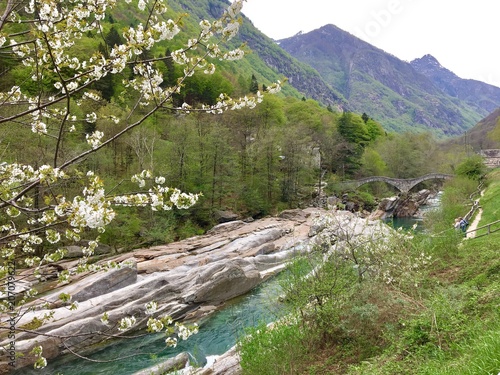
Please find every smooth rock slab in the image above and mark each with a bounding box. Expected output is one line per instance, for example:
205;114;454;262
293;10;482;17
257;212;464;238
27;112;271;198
133;352;190;375
184;260;262;303
45;258;137;305
7;208;388;373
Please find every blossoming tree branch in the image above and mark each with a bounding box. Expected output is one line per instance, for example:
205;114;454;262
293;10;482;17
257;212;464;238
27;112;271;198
0;0;280;369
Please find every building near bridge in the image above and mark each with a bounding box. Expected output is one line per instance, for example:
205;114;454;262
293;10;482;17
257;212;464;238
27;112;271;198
479;149;500;168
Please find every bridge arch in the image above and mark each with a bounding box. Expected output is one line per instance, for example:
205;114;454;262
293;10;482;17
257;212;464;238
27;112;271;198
340;173;453;193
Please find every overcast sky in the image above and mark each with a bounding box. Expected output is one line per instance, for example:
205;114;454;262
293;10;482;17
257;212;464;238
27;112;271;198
237;0;500;87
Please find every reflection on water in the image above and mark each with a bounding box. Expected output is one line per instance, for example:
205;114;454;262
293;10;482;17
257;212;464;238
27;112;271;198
19;276;286;375
384;216;423;231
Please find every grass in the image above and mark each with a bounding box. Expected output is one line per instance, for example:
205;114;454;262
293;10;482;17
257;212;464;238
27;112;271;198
238;169;500;374
473;169;500;238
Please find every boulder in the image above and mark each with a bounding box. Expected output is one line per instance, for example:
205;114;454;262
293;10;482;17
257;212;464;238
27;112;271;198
184;260;262;303
65;243;113;258
373;191;432;219
326;196;341;210
194;345;241;375
415;189;431;205
393;198;419;217
378;197;399;212
368;209;387;220
214;210;239;223
278;209;308;221
132;352;189;375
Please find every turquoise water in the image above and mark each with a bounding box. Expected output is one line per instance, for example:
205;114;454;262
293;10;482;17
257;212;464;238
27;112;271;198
19;276;286;375
384;191;442;231
384;216;423;231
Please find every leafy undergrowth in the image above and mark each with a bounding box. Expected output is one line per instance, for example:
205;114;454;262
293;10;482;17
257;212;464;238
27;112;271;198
238;169;500;375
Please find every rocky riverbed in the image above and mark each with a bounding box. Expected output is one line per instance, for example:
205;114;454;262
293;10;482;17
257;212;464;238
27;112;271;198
2;208;395;374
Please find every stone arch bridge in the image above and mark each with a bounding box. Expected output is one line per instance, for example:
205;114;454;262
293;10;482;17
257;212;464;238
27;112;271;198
340;173;453;193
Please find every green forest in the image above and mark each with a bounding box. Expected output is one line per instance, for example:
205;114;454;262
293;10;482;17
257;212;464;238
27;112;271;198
1;75;475;250
0;8;476;250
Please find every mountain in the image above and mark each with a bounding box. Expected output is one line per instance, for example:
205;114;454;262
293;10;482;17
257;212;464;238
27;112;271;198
446;108;500;151
237;23;346;108
411;54;500;115
170;0;345;107
276;24;490;136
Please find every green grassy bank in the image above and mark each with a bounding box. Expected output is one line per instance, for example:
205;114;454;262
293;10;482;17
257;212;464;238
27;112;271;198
238;170;500;374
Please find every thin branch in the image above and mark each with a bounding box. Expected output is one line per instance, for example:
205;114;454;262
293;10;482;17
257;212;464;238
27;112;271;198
2;325;150;341
61;339;169;364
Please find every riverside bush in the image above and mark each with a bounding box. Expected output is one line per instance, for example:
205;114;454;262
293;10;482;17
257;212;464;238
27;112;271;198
239;318;309;375
238;213;434;374
346;172;500;374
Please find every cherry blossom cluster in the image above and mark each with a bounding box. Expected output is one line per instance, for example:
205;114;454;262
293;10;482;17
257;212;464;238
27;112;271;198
309;213;432;288
100;300;199;348
0;165;198;272
0;0;281;368
111;170;201;210
0;0;267;137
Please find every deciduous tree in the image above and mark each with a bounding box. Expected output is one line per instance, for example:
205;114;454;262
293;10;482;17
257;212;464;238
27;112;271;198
0;0;280;369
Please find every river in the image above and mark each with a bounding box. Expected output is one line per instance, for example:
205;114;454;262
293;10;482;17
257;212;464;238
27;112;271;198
385;191;442;230
19;194;442;374
19;274;287;375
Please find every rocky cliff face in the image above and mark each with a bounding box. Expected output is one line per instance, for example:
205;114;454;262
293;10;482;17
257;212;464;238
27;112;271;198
276;24;486;136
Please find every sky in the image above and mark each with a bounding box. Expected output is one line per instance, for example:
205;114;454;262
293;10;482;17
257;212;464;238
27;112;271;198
237;0;500;88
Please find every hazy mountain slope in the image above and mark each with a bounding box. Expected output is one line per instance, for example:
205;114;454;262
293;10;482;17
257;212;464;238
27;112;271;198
446;108;500;151
238;22;346;108
277;24;484;136
168;0;345;107
411;54;500;114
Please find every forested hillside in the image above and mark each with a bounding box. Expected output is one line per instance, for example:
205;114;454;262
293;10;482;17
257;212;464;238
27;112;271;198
0;0;476;250
444;108;500;151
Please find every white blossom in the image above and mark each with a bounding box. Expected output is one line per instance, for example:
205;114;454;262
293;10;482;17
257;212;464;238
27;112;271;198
118;316;137;331
86;130;104;149
32;120;48;134
147;317;164;332
145;301;158;315
223;48;245;61
45;230;61;244
155;176;166;184
100;312;110;325
266;80;282;94
165;337;177;348
86;112;97;123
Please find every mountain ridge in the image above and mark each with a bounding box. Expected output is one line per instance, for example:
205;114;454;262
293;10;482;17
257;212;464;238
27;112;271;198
276;24;494;136
410;54;500;115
